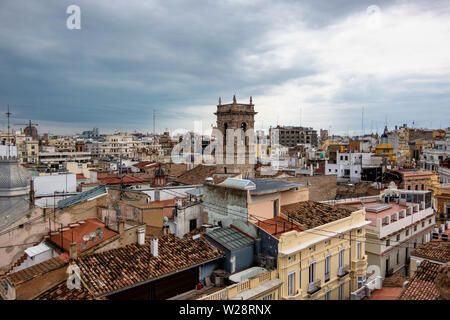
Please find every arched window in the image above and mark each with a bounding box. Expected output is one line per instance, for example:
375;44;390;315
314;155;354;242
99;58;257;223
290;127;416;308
241;122;247;145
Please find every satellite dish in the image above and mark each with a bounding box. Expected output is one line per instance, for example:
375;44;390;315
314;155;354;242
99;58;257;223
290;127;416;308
90;232;96;239
82;235;90;242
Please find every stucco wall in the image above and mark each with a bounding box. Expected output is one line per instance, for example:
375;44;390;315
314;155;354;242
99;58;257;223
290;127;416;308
279;175;337;201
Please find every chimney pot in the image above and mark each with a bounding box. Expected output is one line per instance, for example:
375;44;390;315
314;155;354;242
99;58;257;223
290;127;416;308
137;228;145;246
150;237;159;257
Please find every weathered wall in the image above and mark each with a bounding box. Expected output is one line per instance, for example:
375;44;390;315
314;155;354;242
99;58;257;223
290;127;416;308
279;175;337;201
175;202;203;238
203;184;258;238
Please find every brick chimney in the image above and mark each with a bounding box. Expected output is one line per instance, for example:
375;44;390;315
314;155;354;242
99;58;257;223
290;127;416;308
69;242;78;260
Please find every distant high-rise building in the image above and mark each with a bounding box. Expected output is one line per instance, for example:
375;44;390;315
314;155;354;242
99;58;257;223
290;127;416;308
270;126;318;147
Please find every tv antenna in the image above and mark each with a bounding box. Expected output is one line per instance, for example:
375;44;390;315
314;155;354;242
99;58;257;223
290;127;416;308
15;119;39;137
5;105;12;157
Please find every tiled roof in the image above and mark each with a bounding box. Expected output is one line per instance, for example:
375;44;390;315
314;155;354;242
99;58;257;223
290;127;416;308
173;165;217;185
36;280;102;300
133;161;156;169
76;174;87;180
398;170;433;177
254;217;302;239
382;274;409;287
58;185;107;209
410;241;450;263
281;201;356;229
49;218;118;254
399;260;442;300
6;255;67;286
97;176;150;185
66;234;224;298
206;227;254;251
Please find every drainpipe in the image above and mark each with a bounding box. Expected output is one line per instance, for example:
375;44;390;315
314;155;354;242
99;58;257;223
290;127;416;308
349;231;352;297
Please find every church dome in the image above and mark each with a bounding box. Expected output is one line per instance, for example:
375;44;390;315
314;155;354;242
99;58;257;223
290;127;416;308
0;157;31;197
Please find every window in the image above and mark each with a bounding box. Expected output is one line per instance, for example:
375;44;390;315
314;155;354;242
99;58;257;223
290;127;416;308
421;184;424;190
422;221;425;228
357;276;365;289
288;271;295;296
262;294;272;300
386;239;390;246
357;229;362;234
325;289;331;300
396;251;400;264
309;261;316;283
325;240;330;246
339;248;344;268
288;255;295;263
396;234;400;242
408;186;411;190
339;282;345;300
406;229;409;236
273;199;279;217
325;255;331;282
154;190;160;201
189;219;197;232
414;225;417;232
357;241;362;259
429;219;432;224
309;245;315;252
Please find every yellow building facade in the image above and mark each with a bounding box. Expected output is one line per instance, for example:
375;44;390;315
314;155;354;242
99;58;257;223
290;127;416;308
275;208;368;300
375;143;397;165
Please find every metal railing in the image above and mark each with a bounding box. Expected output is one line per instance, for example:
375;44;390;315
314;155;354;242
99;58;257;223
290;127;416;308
338;265;349;277
307;279;321;294
351;276;382;300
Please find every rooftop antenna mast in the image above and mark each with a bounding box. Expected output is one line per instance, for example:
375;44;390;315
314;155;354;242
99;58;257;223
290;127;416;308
5;105;12;157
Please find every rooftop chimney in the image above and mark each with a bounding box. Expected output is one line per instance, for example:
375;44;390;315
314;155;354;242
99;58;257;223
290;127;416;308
118;220;125;234
150;237;158;257
137;228;145;246
69;242;78;260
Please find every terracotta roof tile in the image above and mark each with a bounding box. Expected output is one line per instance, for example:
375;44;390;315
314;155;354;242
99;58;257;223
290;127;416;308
173;165;217;185
40;234;224;299
281;201;356;229
399;260;442;300
411;241;450;263
36;280;104;300
6;256;67;286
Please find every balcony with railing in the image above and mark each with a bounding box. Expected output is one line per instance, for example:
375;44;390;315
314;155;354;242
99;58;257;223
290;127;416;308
197;270;280;300
350;276;383;300
373;204;434;239
307;279;321;295
338;265;350;278
284;288;303;300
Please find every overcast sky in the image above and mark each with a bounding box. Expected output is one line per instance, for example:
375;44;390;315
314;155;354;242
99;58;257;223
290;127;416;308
0;0;449;136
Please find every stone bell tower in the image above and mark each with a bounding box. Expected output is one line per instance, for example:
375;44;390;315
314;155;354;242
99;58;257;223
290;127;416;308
214;95;257;177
